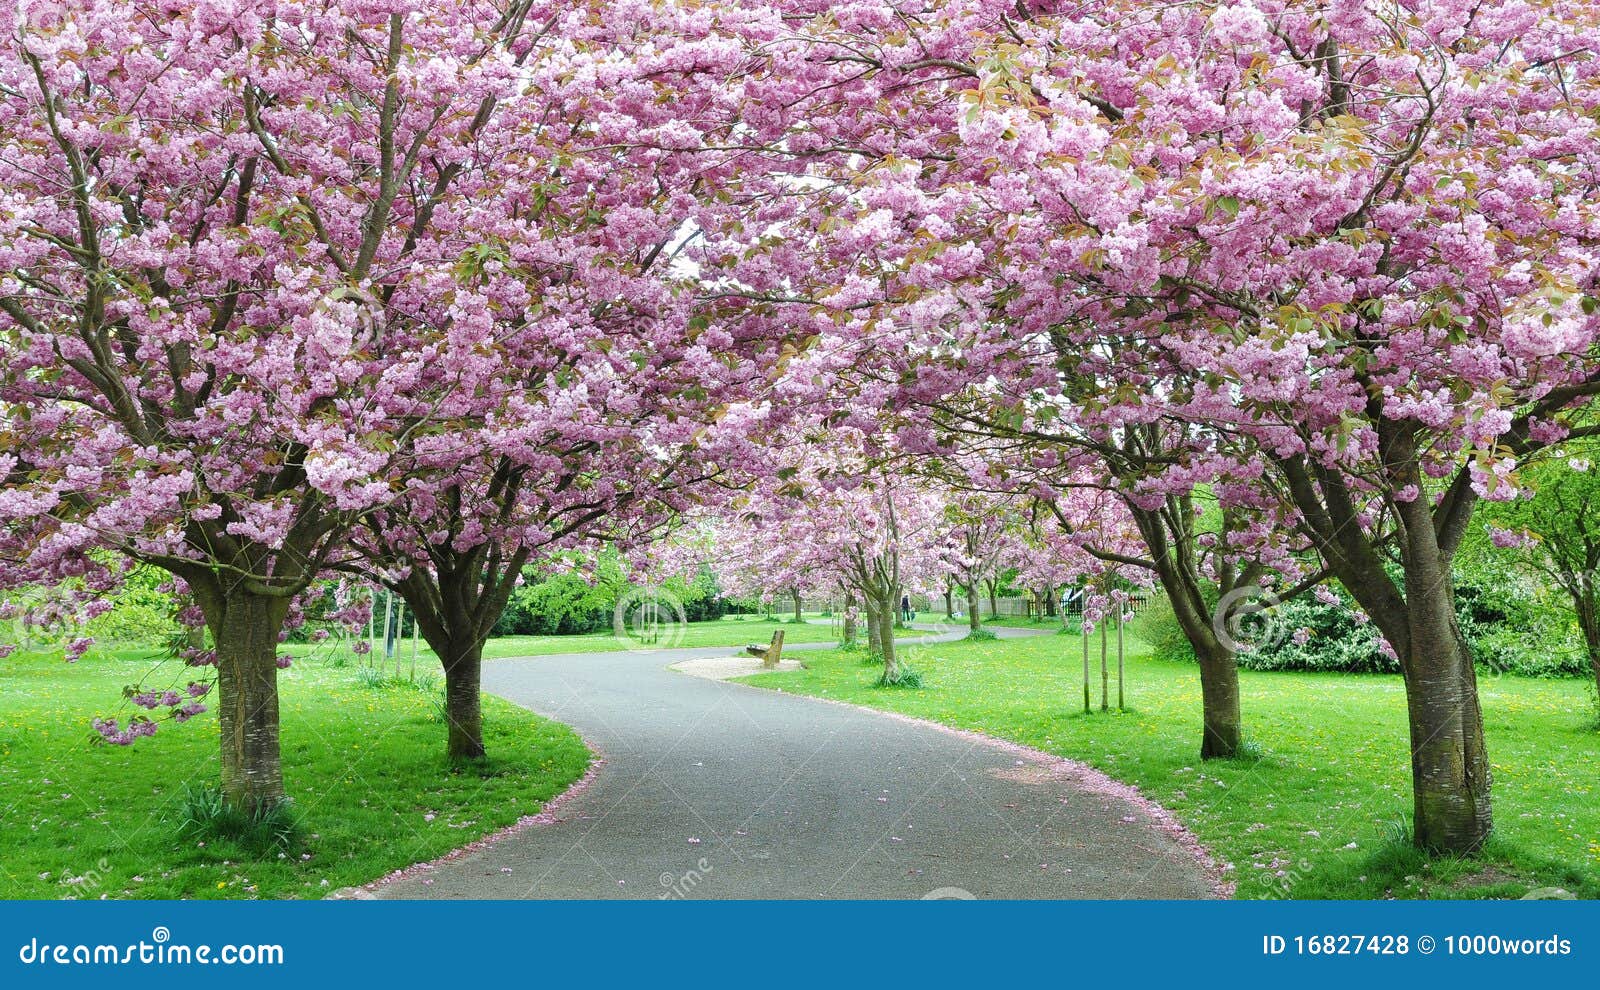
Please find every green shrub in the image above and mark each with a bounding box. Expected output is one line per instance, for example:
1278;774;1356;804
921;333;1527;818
1215;562;1585;677
1130;592;1200;664
492;554;729;636
967;627;998;642
175;783;300;853
355;667;438;692
1236;592;1394;673
874;667;924;688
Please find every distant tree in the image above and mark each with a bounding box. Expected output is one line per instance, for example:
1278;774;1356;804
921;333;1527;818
1483;449;1600;705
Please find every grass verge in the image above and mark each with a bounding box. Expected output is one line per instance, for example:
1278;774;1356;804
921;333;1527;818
0;650;589;899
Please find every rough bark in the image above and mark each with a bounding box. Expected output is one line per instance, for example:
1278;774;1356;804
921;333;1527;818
863;598;885;657
1165;583;1242;759
441;637;486;761
1392;534;1492;853
791;587;803;623
211;590;289;813
1195;642;1243;758
870;590;899;680
1274;443;1493;853
1127;501;1244;760
944;586;954;619
390;537;530;764
1572;591;1600;704
965;582;981;632
1400;609;1492;852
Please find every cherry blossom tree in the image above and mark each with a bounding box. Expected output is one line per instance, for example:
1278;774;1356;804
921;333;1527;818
976;0;1600;851
322;4;798;762
941;497;1017;632
682;425;947;680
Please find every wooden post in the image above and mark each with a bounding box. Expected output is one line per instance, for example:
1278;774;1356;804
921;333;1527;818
406;610;419;681
383;591;395;662
1082;623;1091;714
1117;609;1125;711
1100;620;1109;712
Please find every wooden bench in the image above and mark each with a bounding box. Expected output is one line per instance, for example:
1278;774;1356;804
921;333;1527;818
744;629;785;668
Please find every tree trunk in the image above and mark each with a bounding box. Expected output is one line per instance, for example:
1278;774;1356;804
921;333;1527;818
986;581;998;617
792;588;803;624
965;583;981;632
442;638;486;762
1195;642;1243;759
1575;594;1600;705
842;592;858;645
1044;587;1057;617
212;590;289;813
1116;611;1125;711
864;598;884;657
944;586;954;619
874;592;899;681
1398;571;1492;853
1158;571;1243;759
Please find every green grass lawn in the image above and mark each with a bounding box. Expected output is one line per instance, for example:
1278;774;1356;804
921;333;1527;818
315;614;853;668
0;650;589;899
739;635;1600;900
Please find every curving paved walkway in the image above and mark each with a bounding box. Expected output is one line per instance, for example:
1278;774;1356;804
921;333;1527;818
370;624;1220;899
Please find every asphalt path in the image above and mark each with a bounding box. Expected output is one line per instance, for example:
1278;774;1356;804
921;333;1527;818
372;624;1219;899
